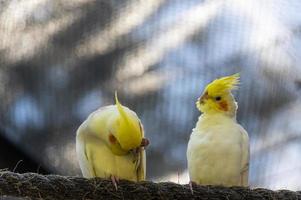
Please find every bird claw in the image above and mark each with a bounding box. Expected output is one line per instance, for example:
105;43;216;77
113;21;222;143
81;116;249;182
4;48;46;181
110;175;119;191
129;138;149;163
189;181;196;195
141;138;149;148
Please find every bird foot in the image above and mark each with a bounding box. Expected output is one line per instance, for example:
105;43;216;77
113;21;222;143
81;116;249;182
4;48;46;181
189;181;197;194
141;138;150;148
110;175;119;191
131;138;150;155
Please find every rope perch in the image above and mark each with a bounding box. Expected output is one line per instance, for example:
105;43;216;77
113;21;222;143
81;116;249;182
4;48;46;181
0;172;300;199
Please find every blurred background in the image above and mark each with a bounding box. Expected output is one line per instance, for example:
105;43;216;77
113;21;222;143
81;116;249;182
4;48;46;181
1;0;301;190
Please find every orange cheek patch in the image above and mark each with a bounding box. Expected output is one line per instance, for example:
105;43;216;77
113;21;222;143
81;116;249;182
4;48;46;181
219;101;228;111
109;133;116;144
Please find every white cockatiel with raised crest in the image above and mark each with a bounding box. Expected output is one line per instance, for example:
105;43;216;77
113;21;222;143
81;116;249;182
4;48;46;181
187;74;249;187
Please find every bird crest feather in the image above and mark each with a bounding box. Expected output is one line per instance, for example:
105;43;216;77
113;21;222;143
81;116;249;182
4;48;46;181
205;73;240;95
115;91;130;124
115;91;141;150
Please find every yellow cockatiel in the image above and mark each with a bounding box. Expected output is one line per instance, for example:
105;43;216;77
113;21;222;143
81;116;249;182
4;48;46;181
187;73;249;186
76;93;148;187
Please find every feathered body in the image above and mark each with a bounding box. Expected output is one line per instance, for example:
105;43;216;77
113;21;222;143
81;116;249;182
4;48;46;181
187;74;249;186
76;94;146;181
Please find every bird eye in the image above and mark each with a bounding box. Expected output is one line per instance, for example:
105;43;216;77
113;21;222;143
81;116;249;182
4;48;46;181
215;96;222;101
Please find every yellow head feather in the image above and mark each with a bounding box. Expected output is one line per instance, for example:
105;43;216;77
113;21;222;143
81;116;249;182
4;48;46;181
205;73;240;96
114;92;141;151
115;91;130;124
196;73;240;113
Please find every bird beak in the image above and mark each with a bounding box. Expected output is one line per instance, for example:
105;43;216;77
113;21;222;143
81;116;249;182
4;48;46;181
199;92;209;104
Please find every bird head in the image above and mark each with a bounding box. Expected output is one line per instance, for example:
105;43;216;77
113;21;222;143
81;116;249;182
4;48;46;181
108;92;143;155
196;73;239;116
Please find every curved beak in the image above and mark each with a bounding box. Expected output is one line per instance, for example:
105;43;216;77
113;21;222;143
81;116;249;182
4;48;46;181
199;92;209;104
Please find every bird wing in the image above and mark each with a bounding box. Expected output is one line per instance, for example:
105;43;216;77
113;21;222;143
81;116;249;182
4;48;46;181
136;147;146;181
84;135;112;178
76;119;112;178
76;122;96;178
239;127;250;186
136;122;146;181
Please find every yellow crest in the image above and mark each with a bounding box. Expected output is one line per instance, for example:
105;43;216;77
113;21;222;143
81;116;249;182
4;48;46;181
114;91;141;150
115;91;130;124
205;73;240;95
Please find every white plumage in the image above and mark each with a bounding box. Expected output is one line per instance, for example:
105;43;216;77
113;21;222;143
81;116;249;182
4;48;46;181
187;74;249;186
187;114;249;186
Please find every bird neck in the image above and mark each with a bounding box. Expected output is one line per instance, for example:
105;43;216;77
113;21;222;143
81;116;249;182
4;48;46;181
201;111;237;120
196;112;237;131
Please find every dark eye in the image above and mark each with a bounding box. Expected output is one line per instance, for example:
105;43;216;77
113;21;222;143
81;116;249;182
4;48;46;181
215;96;222;101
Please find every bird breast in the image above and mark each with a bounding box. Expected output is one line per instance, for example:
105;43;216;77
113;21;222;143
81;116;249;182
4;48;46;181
187;117;243;185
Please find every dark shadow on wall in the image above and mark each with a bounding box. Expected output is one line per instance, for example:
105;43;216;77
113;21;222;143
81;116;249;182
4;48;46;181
0;128;48;174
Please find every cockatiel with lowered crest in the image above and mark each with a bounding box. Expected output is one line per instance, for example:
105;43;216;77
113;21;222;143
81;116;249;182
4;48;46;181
76;92;149;189
187;73;249;187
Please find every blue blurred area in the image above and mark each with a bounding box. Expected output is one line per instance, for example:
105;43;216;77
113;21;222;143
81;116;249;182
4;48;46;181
1;0;301;189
